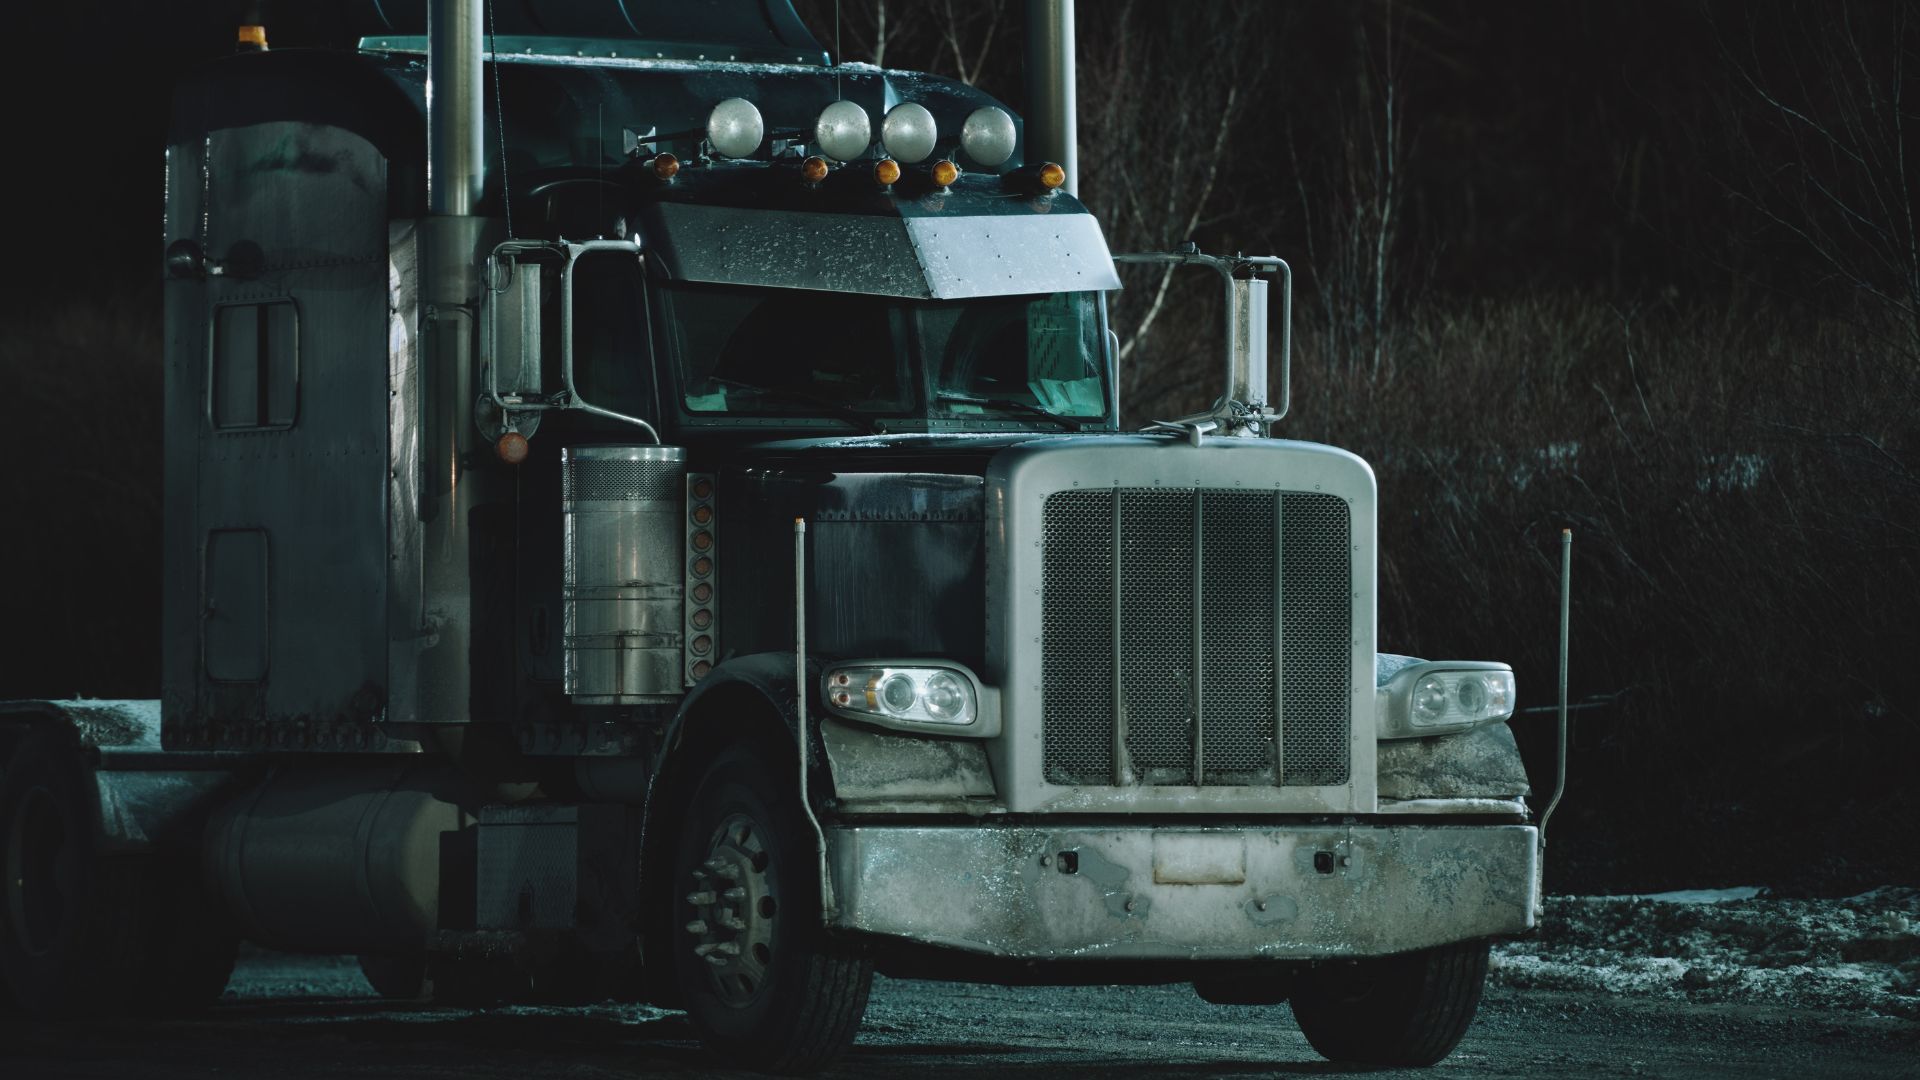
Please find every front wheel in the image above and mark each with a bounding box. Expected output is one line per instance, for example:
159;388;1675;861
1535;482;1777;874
671;743;872;1074
1288;940;1490;1067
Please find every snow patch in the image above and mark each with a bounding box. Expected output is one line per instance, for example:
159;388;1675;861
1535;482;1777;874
1627;886;1765;904
1494;889;1920;1018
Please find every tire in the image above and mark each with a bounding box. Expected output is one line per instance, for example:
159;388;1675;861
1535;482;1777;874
0;727;149;1018
1289;940;1490;1067
671;743;873;1074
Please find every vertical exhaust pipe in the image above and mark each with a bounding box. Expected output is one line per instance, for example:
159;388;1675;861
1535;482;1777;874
1025;0;1077;196
429;0;485;217
412;0;487;727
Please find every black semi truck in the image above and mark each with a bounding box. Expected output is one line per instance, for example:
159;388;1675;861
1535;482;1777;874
0;1;1540;1071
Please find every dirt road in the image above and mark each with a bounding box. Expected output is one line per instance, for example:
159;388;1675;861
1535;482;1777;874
5;951;1915;1079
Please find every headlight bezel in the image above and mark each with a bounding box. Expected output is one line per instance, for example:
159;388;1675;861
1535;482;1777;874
821;660;999;737
1377;659;1516;740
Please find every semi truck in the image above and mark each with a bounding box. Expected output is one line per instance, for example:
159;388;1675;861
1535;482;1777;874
0;1;1542;1071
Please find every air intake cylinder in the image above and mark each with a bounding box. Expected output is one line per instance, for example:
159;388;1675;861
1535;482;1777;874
562;446;687;702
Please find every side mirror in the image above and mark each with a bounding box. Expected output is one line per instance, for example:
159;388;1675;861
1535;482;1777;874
479;239;660;452
1112;248;1291;438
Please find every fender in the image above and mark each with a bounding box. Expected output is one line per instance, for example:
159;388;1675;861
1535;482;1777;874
0;700;250;855
629;652;833;1006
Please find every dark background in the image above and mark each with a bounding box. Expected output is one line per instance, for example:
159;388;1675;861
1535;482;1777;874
2;1;1914;894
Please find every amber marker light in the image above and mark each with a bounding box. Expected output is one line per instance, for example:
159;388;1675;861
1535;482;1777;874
495;431;529;465
930;159;959;187
1037;161;1066;191
802;155;830;183
237;25;268;49
874;158;901;186
652;153;680;180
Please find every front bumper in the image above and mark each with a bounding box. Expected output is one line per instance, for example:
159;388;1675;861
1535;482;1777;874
827;822;1538;960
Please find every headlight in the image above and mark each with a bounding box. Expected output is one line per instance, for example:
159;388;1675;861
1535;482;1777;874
960;106;1016;168
881;102;938;164
815;100;872;162
1377;659;1516;740
823;662;988;732
706;97;764;158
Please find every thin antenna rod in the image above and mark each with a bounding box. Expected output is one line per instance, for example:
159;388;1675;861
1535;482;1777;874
1540;528;1573;849
834;0;843;99
489;0;513;237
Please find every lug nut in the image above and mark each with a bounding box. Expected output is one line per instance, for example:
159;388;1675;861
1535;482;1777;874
686;890;716;905
685;919;709;935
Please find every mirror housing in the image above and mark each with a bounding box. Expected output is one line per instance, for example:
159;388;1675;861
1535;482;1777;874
479;239;661;445
1113;247;1291;441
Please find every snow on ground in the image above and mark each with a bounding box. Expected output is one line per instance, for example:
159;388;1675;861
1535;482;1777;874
1494;887;1920;1018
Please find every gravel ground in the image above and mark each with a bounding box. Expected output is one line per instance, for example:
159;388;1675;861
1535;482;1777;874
5;892;1918;1079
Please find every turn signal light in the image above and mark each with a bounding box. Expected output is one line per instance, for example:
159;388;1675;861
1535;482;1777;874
930;159;959;187
802;155;830;184
652;153;680;180
495;431;529;465
874;158;901;186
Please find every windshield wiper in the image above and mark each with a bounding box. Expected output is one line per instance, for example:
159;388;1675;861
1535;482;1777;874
704;376;881;433
934;391;1083;431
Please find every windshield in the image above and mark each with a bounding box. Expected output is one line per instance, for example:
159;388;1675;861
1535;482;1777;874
660;283;1110;427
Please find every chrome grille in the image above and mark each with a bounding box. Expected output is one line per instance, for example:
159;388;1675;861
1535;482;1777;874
1040;488;1351;787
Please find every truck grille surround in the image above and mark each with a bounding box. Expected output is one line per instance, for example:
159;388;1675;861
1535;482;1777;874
1040;489;1352;787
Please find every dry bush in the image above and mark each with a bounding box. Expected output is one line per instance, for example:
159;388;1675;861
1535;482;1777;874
1279;291;1920;890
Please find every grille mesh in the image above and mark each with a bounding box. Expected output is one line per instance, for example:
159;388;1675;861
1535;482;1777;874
1040;488;1351;788
1200;491;1280;781
1278;492;1353;785
564;459;683;502
1040;491;1114;783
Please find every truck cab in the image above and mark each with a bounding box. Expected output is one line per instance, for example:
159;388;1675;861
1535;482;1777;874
0;3;1541;1072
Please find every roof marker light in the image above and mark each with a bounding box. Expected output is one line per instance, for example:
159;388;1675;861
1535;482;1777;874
881;102;938;164
707;98;764;158
652;153;680;180
960;107;1016;168
874;159;901;186
815;100;872;162
930;159;959;188
802;155;830;184
1037;162;1066;191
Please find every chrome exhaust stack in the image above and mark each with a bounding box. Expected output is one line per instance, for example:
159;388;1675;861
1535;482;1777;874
1024;0;1077;195
410;0;488;727
428;0;485;218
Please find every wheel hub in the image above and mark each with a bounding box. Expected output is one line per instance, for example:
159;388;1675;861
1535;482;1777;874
684;812;777;1006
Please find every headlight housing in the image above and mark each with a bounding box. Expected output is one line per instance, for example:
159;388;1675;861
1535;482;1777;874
1377;658;1516;740
822;661;997;736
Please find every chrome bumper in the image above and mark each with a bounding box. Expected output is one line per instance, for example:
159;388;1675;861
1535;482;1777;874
826;822;1538;960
